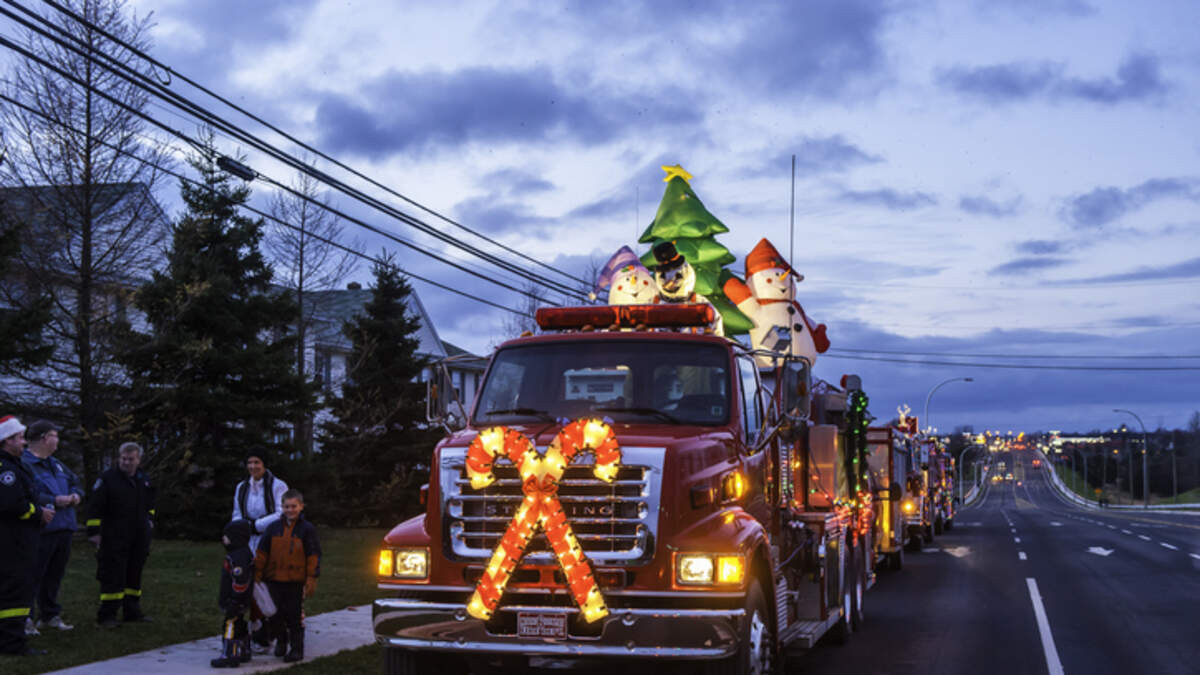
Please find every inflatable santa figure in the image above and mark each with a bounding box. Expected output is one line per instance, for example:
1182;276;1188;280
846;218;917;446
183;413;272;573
651;240;723;335
734;238;829;367
596;246;656;305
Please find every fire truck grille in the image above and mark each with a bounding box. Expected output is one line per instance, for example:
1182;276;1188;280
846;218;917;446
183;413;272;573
441;446;663;565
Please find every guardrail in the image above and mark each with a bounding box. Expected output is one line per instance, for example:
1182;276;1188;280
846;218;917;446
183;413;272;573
1035;449;1200;513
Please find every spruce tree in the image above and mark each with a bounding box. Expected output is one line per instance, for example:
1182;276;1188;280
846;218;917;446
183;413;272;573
120;141;312;537
319;255;437;526
638;165;754;334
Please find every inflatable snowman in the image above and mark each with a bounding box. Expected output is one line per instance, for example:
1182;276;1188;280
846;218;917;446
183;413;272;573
735;238;829;367
650;241;723;335
596;246;657;305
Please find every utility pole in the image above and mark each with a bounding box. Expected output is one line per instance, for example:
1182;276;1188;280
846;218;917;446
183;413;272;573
1115;409;1150;509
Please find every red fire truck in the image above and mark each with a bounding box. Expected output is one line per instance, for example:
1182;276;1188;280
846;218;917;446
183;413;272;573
865;425;912;570
372;304;878;674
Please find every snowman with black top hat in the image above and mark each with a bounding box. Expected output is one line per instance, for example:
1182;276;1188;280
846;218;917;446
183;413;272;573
651;240;723;335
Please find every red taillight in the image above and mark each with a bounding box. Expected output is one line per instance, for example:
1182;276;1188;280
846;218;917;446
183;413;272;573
535;304;715;330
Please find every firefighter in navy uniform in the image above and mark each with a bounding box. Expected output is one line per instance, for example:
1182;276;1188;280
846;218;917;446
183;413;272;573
87;442;156;626
1;415;53;657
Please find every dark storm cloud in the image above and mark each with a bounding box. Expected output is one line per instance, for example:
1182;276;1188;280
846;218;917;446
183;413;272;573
972;0;1096;18
1015;240;1067;255
987;257;1071;276
1061;178;1199;228
313;67;702;158
936;53;1168;105
1053;256;1200;284
836;188;937;211
959;195;1022;217
741;136;882;179
452;195;558;236
545;0;894;100
480;169;555;197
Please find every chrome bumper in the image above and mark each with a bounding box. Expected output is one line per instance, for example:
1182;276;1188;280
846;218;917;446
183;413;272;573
373;598;742;659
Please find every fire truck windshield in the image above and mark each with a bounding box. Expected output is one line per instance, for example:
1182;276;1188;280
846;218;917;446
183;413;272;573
473;340;731;426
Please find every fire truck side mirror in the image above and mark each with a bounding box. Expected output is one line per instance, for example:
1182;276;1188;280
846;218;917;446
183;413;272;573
781;360;811;418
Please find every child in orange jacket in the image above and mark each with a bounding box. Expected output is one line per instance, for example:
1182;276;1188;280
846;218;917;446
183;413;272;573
253;490;320;663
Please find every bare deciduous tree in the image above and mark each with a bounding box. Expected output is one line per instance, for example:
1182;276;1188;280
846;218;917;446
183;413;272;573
0;0;172;483
264;167;359;453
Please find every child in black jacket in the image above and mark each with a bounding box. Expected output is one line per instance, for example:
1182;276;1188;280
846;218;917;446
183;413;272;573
211;519;255;668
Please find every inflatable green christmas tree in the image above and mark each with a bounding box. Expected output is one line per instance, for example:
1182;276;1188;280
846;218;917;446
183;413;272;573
639;165;754;335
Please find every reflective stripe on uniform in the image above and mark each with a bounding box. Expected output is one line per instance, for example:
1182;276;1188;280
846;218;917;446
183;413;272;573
149;509;156;516
0;607;31;619
18;503;35;520
100;592;125;601
124;588;142;597
86;518;101;527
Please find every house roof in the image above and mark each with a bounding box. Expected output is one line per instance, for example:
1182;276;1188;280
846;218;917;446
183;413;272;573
306;286;477;363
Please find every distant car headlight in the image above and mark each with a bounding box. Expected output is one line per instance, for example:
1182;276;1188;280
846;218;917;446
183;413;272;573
676;553;744;586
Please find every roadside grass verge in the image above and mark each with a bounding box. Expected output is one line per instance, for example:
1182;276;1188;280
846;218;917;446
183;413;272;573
9;527;385;675
285;643;382;673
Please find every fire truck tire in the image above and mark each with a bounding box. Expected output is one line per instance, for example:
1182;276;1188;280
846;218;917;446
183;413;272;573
383;647;469;675
934;516;944;536
827;565;852;646
850;545;866;630
702;578;773;675
887;548;903;571
944;517;954;531
904;529;922;552
922;524;934;544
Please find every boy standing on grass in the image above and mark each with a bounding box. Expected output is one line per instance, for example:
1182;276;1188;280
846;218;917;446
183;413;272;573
254;490;320;663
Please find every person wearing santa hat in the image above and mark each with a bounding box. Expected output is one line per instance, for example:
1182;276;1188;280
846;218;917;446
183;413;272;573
0;415;54;657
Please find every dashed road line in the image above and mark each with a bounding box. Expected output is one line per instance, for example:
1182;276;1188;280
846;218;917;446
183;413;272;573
1160;542;1179;551
1019;551;1028;560
1026;578;1065;675
1190;553;1200;561
1138;535;1152;541
1122;529;1133;535
1015;537;1022;543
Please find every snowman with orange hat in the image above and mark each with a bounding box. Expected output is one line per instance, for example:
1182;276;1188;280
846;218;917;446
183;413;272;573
734;238;829;367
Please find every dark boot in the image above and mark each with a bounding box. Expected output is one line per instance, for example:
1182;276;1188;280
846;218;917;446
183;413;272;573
97;598;121;628
238;634;252;663
273;633;287;658
210;635;239;668
283;628;303;662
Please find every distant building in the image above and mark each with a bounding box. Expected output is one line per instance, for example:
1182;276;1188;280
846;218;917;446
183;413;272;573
304;284;486;450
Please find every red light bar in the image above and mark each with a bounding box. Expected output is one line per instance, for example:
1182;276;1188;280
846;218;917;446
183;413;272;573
535;304;715;330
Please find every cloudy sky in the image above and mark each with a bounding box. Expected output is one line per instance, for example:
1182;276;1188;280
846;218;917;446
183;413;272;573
93;0;1200;432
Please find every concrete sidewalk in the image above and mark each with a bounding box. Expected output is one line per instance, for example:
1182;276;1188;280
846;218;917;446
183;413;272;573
44;605;374;674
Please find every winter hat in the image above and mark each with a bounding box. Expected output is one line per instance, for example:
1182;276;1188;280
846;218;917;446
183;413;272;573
745;238;803;281
27;420;59;442
596;246;649;291
0;415;25;441
651;240;686;272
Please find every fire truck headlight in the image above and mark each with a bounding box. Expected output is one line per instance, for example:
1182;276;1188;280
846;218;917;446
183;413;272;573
377;549;394;577
901;498;916;514
392;548;429;579
676;553;745;586
677;555;714;585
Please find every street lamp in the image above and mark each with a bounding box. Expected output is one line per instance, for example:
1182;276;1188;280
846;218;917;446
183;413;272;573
923;377;974;434
958;443;984;504
1113;409;1149;509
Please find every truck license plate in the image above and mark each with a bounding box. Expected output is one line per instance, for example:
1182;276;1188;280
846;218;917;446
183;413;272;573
517;612;567;639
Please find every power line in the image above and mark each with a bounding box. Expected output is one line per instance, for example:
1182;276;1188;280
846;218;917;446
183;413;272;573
36;0;585;291
1;0;588;303
0;23;562;308
830;347;1200;360
0;87;532;318
823;353;1200;371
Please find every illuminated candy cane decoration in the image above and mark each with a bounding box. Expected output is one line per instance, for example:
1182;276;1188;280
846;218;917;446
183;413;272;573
464;418;621;624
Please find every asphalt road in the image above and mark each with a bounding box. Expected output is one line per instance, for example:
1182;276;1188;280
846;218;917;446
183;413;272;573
795;450;1200;675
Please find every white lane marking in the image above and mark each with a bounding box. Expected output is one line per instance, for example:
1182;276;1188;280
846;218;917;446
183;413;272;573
1138;535;1152;541
1049;521;1062;527
1015;537;1022;543
1121;529;1133;535
1191;553;1200;561
943;546;971;558
1107;525;1116;529
1087;547;1114;557
1026;578;1065;675
1019;551;1028;560
1160;542;1179;551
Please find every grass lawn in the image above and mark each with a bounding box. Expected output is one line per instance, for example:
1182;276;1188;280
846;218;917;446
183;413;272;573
285;643;382;674
9;527;387;675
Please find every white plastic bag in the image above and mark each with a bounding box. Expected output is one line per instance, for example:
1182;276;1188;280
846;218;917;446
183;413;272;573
253;582;276;618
